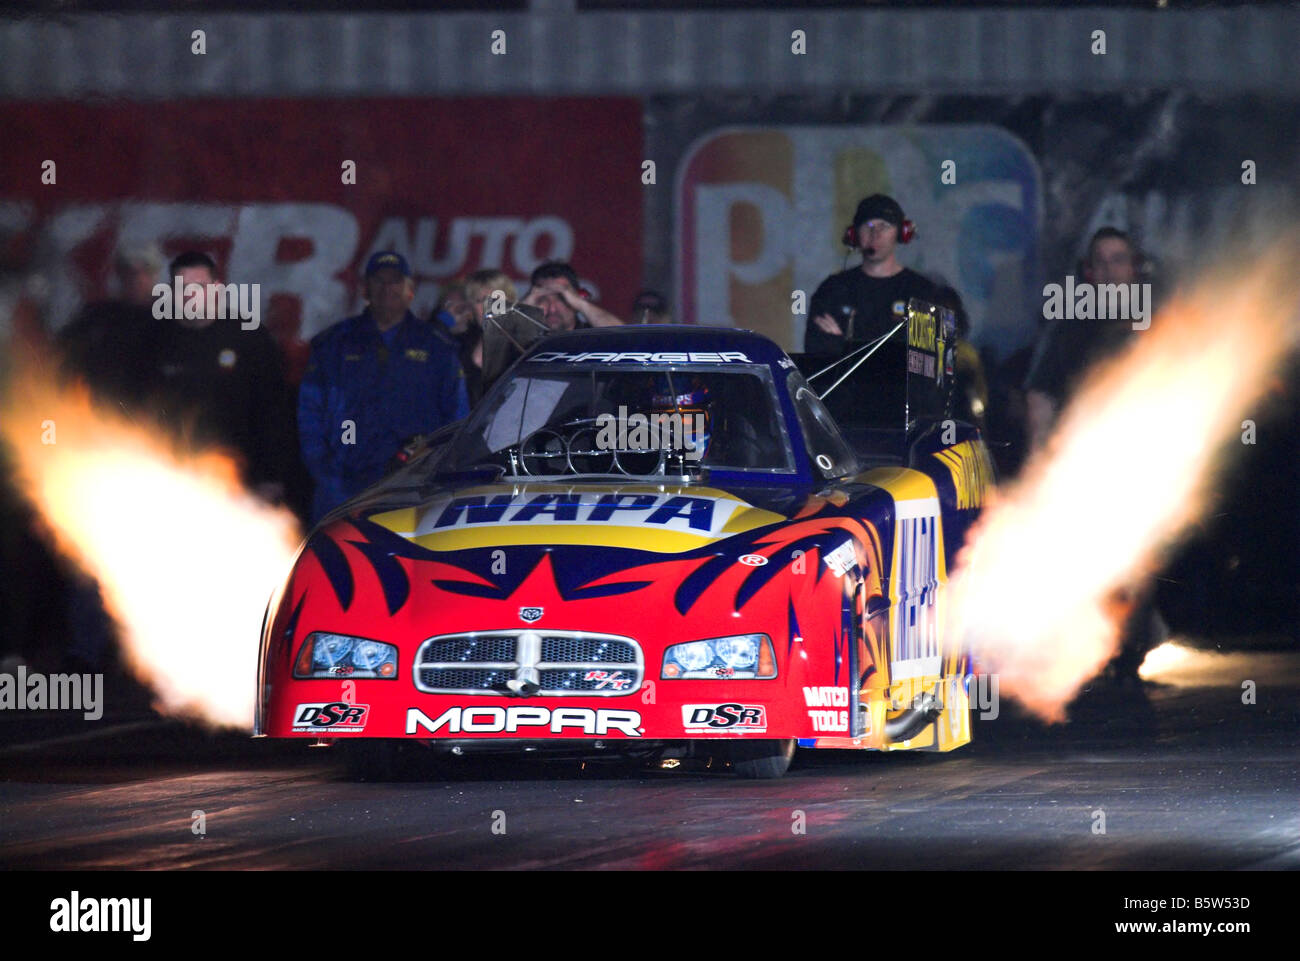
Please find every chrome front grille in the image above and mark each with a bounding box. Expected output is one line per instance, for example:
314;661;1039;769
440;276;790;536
539;635;638;664
414;630;643;696
422;635;518;664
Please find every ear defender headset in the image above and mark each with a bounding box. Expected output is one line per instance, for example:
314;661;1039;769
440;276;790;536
842;194;915;249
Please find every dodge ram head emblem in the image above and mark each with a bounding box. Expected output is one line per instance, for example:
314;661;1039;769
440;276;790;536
518;606;544;623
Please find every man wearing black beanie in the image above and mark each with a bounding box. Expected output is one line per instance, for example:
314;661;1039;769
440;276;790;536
804;193;939;355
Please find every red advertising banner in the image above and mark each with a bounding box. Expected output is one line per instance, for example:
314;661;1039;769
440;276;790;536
1;97;644;351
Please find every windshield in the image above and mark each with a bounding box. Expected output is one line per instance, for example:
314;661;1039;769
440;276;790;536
440;364;796;477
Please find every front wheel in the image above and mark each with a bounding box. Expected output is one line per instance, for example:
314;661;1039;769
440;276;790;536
723;738;797;779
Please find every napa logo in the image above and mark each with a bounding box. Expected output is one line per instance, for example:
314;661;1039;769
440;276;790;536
434;492;722;531
371;486;785;553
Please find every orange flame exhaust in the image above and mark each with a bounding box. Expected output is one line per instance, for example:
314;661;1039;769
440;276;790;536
1;346;301;729
947;247;1300;722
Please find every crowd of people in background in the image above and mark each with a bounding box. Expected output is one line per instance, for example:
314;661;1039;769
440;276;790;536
40;211;1167;528
51;248;675;526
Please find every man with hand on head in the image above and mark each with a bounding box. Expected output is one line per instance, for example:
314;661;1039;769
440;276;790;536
298;251;468;521
805;193;939;355
520;261;625;331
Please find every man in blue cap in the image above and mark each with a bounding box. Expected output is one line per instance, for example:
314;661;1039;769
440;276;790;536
298;251;469;521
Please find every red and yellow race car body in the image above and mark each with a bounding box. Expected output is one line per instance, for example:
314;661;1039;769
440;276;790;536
255;319;993;772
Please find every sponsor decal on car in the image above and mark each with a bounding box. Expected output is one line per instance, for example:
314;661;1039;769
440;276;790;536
530;351;752;364
890;497;944;680
584;670;635;691
406;706;643;737
519;606;544;623
430;491;733;534
293;702;370;732
370;487;787;554
802;686;849;707
802;687;850;732
738;553;767;567
681;703;767;733
822;541;857;577
807;710;849;732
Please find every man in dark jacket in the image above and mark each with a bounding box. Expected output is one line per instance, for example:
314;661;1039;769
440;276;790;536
805;193;939;355
147;250;295;502
298;251;469;521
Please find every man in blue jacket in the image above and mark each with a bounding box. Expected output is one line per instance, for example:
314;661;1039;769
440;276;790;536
299;251;469;521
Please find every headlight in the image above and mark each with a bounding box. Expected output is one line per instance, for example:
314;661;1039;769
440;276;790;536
661;634;776;679
675;641;713;672
294;632;398;679
714;636;758;669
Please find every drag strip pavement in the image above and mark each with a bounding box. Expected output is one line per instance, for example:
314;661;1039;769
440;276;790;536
1;668;1297;870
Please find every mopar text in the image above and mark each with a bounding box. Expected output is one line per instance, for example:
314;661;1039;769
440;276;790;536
407;706;642;736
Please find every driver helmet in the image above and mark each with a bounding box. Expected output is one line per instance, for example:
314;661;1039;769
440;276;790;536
649;374;713;461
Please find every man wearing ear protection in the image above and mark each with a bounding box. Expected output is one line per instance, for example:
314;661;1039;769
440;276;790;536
804;193;939;355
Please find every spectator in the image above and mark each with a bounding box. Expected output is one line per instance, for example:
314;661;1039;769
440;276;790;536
630;289;671;325
299;251;469;521
805;194;938;355
57;242;164;405
520;261;625;331
147;250;295;503
1024;227;1147;450
1024;227;1165;686
458;270;519;405
433;280;472;336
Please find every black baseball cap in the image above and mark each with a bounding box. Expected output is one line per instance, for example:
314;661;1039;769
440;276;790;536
853;194;905;230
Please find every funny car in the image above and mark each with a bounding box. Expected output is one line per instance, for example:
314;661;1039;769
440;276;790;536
255;306;995;777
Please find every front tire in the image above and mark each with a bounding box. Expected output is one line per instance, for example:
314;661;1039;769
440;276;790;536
724;738;797;779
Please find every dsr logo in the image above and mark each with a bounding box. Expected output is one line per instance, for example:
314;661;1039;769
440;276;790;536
293;702;369;731
682;703;767;731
